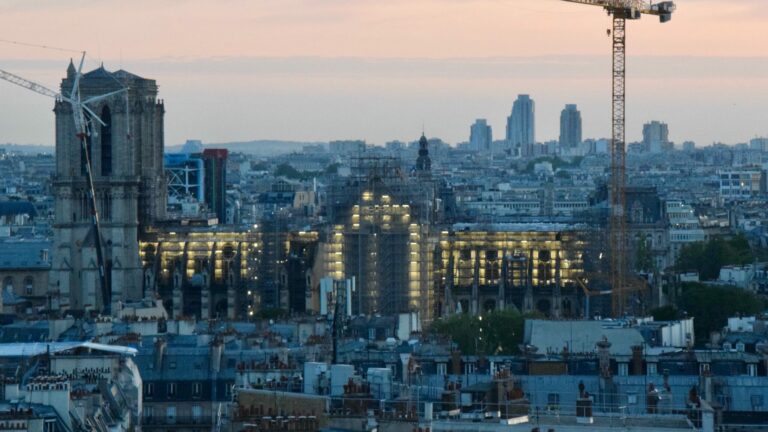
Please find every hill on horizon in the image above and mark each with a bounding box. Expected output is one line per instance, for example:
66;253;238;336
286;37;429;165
166;140;326;156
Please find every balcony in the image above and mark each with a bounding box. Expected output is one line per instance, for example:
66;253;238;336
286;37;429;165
142;416;213;427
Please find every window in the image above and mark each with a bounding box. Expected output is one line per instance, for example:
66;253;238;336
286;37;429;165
437;363;447;376
144;406;153;419
192;405;202;421
100;105;112;176
647;363;657;376
166;406;176;424
547;393;560;411
23;276;33;296
618;363;629;377
192;382;202;397
167;382;177;397
145;383;154;397
3;277;13;292
100;194;111;221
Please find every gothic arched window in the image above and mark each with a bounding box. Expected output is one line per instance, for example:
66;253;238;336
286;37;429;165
100;105;112;175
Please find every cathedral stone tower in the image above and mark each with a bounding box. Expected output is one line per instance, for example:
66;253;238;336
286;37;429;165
50;63;166;314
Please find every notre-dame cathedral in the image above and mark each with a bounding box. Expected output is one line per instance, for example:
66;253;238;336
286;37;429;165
50;62;166;314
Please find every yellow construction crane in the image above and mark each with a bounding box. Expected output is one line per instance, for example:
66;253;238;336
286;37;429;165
561;0;675;317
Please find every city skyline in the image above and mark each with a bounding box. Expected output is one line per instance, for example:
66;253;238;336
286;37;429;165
0;0;766;147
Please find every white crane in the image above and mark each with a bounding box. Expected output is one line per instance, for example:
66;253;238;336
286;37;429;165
0;52;127;313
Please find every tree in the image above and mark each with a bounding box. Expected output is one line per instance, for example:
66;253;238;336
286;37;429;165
677;283;765;345
649;305;678;321
274;163;323;180
635;234;654;272
676;235;755;280
325;163;340;175
252;161;270;171
274;163;302;179
430;310;527;355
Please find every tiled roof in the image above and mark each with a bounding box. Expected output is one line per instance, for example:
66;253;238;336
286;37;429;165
0;239;51;270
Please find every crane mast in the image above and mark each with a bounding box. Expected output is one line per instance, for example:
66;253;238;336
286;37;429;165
610;16;627;318
561;0;675;317
0;53;126;314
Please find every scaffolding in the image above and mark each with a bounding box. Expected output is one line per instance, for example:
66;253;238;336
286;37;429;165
436;225;587;318
139;229;260;320
324;155;437;321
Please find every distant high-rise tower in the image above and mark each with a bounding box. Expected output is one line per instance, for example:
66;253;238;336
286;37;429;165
506;95;536;155
559;104;582;148
469;119;492;152
642;121;670;153
202;149;228;223
416;134;431;173
50;63;166;313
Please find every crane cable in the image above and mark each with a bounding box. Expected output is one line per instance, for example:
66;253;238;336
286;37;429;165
1;37;133;140
0;37;83;54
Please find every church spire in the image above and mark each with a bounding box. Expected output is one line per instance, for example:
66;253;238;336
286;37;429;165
416;133;431;174
67;58;76;79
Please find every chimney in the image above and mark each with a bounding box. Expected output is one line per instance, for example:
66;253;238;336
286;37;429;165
450;350;462;375
211;339;224;373
631;345;644;375
596;336;612;379
154;338;167;370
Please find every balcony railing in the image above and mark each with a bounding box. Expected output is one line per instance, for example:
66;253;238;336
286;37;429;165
142;416;213;426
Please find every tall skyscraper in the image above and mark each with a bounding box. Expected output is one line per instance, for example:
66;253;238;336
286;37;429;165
642;121;670;153
50;63;166;313
506;95;536;155
559;104;582;148
469;119;493;152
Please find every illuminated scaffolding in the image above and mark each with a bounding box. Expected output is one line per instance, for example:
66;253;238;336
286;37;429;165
324;156;437;321
436;224;587;318
139;229;261;320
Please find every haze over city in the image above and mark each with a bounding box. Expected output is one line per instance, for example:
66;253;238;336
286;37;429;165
0;0;766;147
5;1;768;431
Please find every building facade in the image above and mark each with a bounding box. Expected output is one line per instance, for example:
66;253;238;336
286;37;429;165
642;121;671;153
559;104;582;149
202;149;228;224
469;119;492;152
435;223;586;319
139;227;260;319
506;95;536;156
718;167;766;202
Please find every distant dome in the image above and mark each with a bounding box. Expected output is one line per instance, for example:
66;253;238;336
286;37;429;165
181;140;204;154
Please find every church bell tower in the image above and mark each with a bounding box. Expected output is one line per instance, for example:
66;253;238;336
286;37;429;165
50;63;166;314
